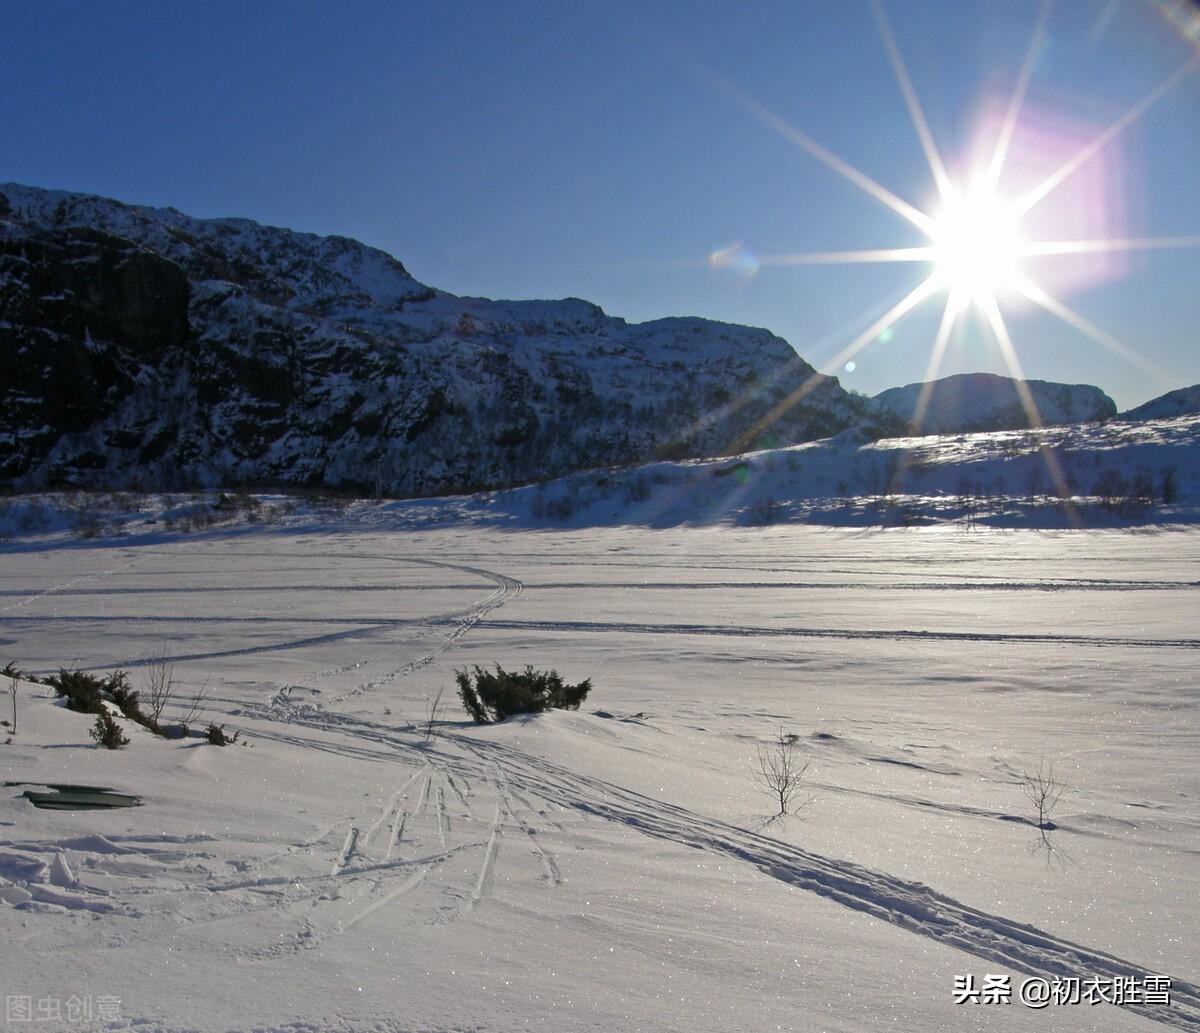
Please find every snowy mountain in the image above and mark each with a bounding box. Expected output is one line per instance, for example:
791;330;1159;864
1120;384;1200;421
872;372;1116;434
0;183;875;495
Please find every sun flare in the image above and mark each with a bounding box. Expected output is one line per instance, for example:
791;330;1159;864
928;183;1026;303
712;0;1200;433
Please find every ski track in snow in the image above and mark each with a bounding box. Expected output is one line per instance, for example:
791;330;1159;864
9;540;1195;1029
0;551;146;614
53;554;524;677
467;617;1200;650
459;734;1200;1032
246;706;1198;1030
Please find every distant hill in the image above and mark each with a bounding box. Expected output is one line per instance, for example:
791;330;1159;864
0;183;876;495
1120;385;1200;421
872;372;1116;435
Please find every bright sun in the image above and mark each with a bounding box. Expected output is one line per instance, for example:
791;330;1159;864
928;183;1027;302
709;0;1200;402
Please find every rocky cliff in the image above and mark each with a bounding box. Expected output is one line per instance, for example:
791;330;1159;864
0;184;874;494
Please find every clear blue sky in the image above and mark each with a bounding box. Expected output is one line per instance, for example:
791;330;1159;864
4;0;1198;409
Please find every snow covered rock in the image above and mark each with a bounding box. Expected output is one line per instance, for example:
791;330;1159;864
872;372;1116;435
0;183;873;495
1120;384;1200;421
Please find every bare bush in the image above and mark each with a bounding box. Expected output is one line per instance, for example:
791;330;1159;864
754;728;814;817
177;678;211;730
422;688;445;743
1161;464;1179;505
4;676;16;741
142;645;176;725
1021;758;1069;836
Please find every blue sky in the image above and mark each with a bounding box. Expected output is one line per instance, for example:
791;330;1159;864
4;0;1198;409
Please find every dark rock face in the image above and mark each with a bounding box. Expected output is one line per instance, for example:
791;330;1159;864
0;223;191;480
0;183;872;493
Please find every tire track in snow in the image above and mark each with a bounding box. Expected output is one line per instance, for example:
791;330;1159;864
458;735;1200;1031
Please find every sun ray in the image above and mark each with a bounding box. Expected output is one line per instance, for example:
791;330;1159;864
986;0;1052;190
722;276;939;454
822;274;941;374
1015;53;1200;215
909;291;962;433
757;246;937;266
705;71;936;234
1012;276;1172;384
1022;234;1200;257
980;296;1043;428
981;297;1078;519
872;0;953;201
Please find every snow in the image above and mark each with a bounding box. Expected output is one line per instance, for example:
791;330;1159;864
873;372;1116;433
1123;385;1200;422
1;506;1196;1032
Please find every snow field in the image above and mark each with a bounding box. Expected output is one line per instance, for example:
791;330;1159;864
0;519;1196;1032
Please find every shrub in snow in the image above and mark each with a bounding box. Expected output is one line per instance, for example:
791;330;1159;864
46;667;163;734
90;710;129;749
455;665;592;724
205;723;239;746
46;669;107;714
754;727;814;817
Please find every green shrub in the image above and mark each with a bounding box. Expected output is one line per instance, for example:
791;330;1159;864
46;668;107;714
205;723;239;746
90;711;129;749
455;664;592;724
46;668;161;734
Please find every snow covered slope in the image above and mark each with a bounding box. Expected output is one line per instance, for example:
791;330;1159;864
0;183;873;495
1;522;1196;1032
1122;384;1200;421
873;372;1116;434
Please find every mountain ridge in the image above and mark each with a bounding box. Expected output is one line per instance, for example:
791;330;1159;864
0;182;874;494
872;371;1117;434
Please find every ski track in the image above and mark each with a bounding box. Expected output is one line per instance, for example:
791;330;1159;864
455;734;1200;1032
468;617;1200;650
239;707;1200;1029
0;551;145;614
434;787;448;851
361;767;428;852
56;555;523;676
324;557;523;704
491;762;561;887
19;541;1194;1027
386;810;406;861
330;827;358;876
465;811;501;915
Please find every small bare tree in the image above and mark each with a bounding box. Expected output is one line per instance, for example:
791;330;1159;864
754;728;813;817
1021;758;1068;835
142;644;176;725
422;688;444;743
177;678;211;732
5;676;16;739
